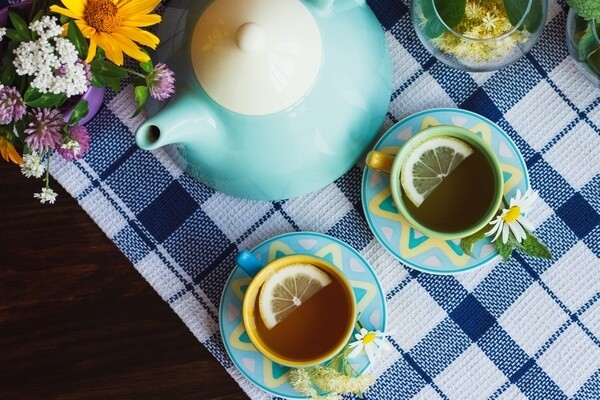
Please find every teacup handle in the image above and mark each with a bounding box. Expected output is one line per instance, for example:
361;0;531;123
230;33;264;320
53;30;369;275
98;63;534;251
236;249;265;277
365;151;395;174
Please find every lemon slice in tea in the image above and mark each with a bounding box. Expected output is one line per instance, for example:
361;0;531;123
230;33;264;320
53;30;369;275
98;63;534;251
258;263;332;329
401;136;474;207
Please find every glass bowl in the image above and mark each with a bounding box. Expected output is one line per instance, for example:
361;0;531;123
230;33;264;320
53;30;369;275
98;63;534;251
411;0;548;72
566;9;600;88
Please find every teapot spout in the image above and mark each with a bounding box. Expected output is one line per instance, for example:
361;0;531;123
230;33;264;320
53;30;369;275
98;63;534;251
135;93;217;151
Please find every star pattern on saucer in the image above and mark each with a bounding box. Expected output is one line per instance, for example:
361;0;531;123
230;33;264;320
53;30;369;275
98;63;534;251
363;110;528;273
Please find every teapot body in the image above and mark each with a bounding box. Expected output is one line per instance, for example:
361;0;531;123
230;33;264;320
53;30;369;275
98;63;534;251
138;0;392;200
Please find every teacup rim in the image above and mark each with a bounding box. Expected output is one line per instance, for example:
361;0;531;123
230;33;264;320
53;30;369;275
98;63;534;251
389;124;504;240
241;253;357;368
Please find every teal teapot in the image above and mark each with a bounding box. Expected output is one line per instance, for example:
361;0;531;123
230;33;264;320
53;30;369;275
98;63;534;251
135;0;392;200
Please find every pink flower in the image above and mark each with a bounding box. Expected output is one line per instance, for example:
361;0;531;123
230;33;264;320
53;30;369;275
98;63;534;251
147;63;175;101
0;85;26;125
24;108;65;152
57;124;90;160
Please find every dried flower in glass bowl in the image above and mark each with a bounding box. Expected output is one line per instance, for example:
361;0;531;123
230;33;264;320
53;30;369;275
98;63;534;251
411;0;548;72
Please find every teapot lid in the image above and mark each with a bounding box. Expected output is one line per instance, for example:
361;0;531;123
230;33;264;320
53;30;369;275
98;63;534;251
191;0;322;116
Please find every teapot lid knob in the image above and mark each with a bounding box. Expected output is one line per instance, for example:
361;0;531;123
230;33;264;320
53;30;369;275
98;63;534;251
235;22;265;53
191;0;322;116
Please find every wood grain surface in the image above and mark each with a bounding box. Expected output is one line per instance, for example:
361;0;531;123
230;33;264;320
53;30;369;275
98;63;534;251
0;161;248;399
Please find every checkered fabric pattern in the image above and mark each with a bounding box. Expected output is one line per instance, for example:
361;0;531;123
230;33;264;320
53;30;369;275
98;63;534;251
4;0;599;398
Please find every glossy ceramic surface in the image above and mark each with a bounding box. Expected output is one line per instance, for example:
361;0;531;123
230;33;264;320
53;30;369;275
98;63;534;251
236;252;356;368
362;109;530;274
366;125;504;240
136;0;392;201
219;231;387;397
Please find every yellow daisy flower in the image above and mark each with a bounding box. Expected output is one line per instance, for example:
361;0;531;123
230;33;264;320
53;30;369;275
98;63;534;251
0;136;23;164
50;0;162;66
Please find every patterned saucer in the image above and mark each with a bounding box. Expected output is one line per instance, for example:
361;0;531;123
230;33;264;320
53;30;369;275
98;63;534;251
219;232;387;398
361;108;530;274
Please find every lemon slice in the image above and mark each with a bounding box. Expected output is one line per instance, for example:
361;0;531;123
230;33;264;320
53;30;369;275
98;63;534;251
400;136;474;207
258;263;332;329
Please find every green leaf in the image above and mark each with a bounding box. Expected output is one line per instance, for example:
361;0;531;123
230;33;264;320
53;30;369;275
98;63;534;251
519;231;552;259
133;85;148;117
0;63;15;86
4;27;29;42
68;100;89;125
577;26;600;61
8;10;31;41
495;239;515;262
24;87;66;108
420;0;466;38
90;59;129;80
566;0;600;21
503;0;544;33
31;9;44;23
588;39;600;74
459;227;488;258
67;20;88;60
140;59;154;74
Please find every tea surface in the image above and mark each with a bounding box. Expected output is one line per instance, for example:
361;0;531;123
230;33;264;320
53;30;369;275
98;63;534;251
254;271;351;361
402;146;497;232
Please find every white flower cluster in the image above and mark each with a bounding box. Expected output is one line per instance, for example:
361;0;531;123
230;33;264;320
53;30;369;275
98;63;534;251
0;27;6;41
20;152;46;178
12;16;88;97
34;187;58;204
61;138;81;155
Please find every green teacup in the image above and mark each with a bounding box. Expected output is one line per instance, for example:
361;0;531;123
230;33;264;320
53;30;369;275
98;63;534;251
365;125;504;240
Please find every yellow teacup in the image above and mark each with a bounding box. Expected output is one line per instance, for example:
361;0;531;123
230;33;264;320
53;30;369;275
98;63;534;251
236;250;356;368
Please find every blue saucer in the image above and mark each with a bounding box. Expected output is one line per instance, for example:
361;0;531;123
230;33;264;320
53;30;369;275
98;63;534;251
219;232;387;398
362;108;530;274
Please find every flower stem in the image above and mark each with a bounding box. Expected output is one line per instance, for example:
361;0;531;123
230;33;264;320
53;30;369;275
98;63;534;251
122;68;146;79
44;151;50;189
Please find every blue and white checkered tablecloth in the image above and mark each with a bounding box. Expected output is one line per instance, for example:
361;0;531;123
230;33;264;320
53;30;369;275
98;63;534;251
7;0;600;398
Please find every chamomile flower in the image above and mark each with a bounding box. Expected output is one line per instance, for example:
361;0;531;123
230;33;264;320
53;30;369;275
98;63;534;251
348;328;389;362
486;189;537;244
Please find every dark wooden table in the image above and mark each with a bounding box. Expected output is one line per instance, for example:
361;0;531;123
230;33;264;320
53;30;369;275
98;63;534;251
0;161;248;399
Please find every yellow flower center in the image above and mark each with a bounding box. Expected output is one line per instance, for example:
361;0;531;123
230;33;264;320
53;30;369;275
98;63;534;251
84;0;121;33
502;206;521;223
362;332;377;345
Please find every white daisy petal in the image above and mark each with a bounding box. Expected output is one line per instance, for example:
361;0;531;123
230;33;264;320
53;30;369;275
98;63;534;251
502;223;510;244
509;221;526;243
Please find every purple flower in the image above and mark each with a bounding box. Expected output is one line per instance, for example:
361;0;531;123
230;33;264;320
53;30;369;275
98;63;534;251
147;63;175;101
57;124;90;160
24;108;65;152
0;85;26;125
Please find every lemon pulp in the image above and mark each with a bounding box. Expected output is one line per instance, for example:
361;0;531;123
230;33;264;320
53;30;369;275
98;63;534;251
258;263;331;329
400;136;474;207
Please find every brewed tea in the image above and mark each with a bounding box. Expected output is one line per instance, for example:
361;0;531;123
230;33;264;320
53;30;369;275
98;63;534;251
402;145;497;233
254;268;352;361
